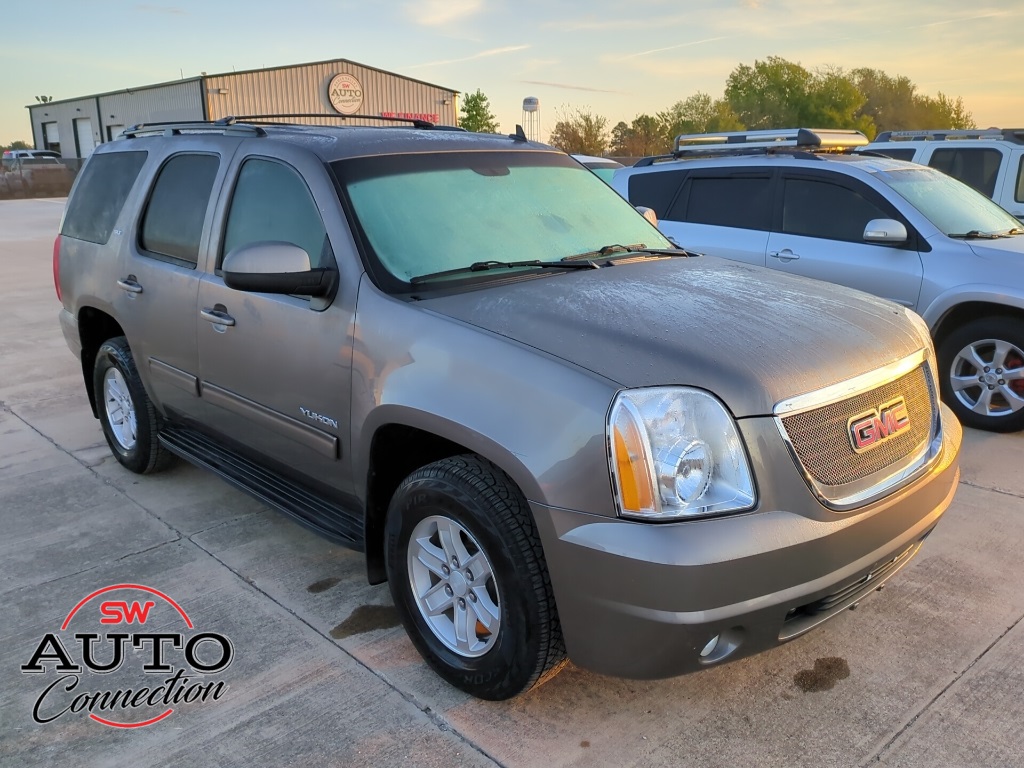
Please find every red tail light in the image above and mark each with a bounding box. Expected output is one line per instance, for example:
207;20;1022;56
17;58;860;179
53;235;62;302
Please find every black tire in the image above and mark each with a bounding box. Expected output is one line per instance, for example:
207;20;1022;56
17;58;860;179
384;455;566;700
937;316;1024;432
93;337;172;473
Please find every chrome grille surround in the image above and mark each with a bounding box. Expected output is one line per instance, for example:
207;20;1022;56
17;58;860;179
774;349;943;512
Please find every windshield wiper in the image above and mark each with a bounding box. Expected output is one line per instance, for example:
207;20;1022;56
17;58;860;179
947;230;1004;240
562;243;696;261
1004;227;1024;236
411;259;599;284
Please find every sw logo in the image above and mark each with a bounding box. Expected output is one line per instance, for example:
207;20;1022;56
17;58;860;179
848;397;912;454
21;584;233;729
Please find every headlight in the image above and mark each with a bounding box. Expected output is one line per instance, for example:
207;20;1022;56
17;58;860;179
608;387;756;520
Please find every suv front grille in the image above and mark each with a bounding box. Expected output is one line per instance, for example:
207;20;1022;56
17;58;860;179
776;353;940;509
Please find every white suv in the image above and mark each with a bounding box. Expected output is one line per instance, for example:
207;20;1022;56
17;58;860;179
861;129;1024;221
611;128;1024;432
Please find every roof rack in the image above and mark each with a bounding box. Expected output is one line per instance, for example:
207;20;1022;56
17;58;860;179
123;117;266;139
673;128;868;155
231;113;444;129
872;128;1024;145
122;113;465;140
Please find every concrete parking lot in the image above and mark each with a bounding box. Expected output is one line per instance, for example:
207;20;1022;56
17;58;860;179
2;197;1023;767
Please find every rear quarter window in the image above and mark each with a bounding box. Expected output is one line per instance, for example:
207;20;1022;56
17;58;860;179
627;170;688;219
61;151;148;244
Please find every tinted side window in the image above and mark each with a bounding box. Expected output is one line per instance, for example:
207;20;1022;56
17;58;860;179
1016;156;1024;204
221;158;328;268
673;176;772;230
871;148;916;161
628;170;688;219
782;178;888;242
62;151;148;244
928;148;1001;198
140;154;219;265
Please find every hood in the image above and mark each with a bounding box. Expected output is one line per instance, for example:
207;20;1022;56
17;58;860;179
967;235;1024;259
421;257;927;417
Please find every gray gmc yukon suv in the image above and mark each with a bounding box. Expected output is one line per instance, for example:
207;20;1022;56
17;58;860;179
55;118;962;700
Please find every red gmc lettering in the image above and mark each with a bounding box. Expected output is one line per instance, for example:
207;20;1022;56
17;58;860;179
848;398;911;453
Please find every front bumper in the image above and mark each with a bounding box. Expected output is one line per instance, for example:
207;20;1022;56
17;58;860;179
532;405;962;680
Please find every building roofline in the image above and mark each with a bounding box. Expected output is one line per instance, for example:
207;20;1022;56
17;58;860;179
25;57;458;111
204;57;460;95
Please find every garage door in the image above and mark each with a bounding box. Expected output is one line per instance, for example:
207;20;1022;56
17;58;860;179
74;118;95;158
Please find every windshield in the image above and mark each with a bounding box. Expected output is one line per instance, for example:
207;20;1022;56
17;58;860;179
875;167;1021;236
334;151;670;287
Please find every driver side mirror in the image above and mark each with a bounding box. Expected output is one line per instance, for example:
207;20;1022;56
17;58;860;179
636;206;659;227
222;241;336;297
863;219;908;245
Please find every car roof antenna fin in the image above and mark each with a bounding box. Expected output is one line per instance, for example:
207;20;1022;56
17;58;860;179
510;124;528;142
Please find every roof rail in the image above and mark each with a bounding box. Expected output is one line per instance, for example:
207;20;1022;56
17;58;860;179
674;128;868;154
123;117;267;139
231;113;443;129
872;128;1024;145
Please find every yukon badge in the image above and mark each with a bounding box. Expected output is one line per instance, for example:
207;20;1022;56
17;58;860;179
299;407;339;429
847;397;911;454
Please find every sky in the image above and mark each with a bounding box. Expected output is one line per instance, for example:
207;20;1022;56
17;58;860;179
2;0;1022;146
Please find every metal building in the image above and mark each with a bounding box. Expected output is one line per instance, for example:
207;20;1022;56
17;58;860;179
26;58;459;160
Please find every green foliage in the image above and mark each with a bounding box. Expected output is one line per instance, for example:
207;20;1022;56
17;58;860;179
657;93;743;147
610;114;666;156
554;56;975;156
459;89;499;133
1;140;31;151
548;108;608;156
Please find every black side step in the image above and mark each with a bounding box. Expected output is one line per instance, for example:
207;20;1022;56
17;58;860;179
159;425;364;551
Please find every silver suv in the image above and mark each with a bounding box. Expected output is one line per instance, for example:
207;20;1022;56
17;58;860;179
56;118;961;699
612;128;1024;432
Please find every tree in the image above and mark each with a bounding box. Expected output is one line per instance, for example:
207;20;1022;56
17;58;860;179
2;140;30;151
548;108;608;156
657;93;743;146
725;58;872;132
725;57;814;129
609;114;665;157
34;95;53;103
459;89;499;133
852;69;974;132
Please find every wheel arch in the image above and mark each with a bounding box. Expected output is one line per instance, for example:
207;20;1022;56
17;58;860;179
361;411;544;586
930;301;1024;349
77;306;126;417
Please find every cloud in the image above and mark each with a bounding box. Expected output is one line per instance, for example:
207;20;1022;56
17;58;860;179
134;3;186;14
611;37;729;61
404;0;482;26
520;80;624;95
911;10;1014;28
409;45;531;69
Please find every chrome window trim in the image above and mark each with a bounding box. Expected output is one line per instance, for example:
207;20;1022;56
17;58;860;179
774;349;943;512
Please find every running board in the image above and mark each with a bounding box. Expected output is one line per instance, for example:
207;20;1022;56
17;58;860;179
159;425;364;550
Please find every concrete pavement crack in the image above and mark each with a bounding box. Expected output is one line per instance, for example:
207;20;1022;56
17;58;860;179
959;479;1024;500
860;610;1024;766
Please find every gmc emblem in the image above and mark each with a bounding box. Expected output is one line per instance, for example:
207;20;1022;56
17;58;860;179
847;397;911;453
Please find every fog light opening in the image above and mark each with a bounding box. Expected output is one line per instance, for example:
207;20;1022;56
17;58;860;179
697;627;745;665
700;635;720;658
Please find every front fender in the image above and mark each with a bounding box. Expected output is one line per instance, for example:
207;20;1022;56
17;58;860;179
350;280;620;516
921;285;1024;330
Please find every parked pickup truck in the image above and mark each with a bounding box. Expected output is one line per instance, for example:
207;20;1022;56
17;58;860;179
3;149;74;196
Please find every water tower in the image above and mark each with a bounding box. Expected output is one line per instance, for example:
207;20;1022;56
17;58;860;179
522;97;541;142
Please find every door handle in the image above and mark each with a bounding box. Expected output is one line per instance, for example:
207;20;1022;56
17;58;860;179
769;249;800;262
116;277;143;294
200;308;235;327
